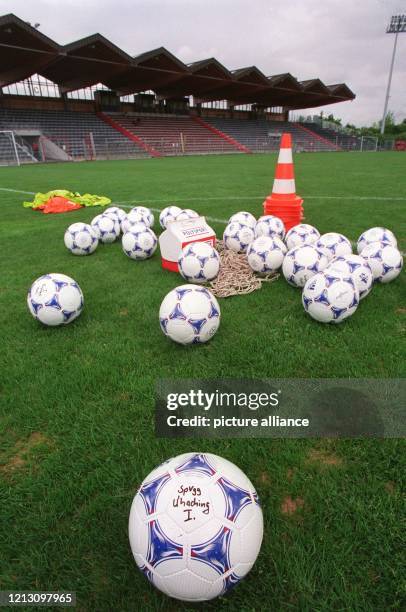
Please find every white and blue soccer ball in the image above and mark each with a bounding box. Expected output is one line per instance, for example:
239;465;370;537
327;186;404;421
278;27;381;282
247;236;285;274
64;222;98;255
360;241;403;283
178;242;220;283
90;214;120;243
285;224;320;250
27;273;84;327
328;255;373;300
255;215;285;240
315;232;352;260
223;222;255;253
228;211;257;229
121;214;148;234
175;209;199;222
159;285;221;345
357;227;397;254
282;245;329;287
103;206;127;224
183;208;199;219
122;224;157;260
160;206;183;229
129;206;154;228
129;452;263;602
302;271;359;324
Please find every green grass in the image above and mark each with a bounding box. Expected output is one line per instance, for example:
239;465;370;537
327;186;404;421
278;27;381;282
0;153;405;611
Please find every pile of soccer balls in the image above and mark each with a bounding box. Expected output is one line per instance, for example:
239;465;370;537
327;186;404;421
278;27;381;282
27;204;403;336
27;204;208;329
222;213;403;325
63;205;158;260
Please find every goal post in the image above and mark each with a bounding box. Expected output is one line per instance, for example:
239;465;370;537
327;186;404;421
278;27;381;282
0;130;21;166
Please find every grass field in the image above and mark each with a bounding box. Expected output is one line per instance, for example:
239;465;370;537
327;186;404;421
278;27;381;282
0;152;405;611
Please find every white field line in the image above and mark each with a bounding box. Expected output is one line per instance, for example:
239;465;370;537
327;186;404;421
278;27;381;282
115;195;406;202
2;187;405;202
0;187;36;195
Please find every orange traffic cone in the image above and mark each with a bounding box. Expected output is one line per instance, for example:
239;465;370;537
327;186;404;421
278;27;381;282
263;133;303;230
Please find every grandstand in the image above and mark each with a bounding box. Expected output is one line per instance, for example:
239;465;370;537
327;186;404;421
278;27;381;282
0;12;358;164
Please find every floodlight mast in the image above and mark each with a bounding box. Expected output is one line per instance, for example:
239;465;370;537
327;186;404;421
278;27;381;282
381;15;406;135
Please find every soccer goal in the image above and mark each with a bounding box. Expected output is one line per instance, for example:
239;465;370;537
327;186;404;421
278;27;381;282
0;130;21;166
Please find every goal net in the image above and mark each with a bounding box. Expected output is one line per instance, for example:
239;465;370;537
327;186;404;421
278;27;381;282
0;130;20;166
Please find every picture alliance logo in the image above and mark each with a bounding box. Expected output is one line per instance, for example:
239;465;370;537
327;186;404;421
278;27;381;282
166;389;282;411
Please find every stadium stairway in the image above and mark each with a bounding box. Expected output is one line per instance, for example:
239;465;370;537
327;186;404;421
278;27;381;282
301;122;362;151
191;116;251;153
0;108;148;161
97;112;161;157
205;117;338;152
293;122;341;151
105;113;241;156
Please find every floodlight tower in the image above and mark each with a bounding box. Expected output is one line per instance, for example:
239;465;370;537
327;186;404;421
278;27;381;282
381;14;406;134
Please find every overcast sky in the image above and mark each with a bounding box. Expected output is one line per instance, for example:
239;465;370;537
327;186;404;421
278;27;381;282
2;0;406;126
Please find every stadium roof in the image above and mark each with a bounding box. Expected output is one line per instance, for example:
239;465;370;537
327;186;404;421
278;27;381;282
0;13;355;109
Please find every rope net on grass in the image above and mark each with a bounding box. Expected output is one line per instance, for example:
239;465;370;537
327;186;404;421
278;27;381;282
209;240;279;298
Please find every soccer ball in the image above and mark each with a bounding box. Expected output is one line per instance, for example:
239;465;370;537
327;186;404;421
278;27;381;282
121;215;148;234
160;206;182;228
272;236;287;255
223;222;255;253
178;242;220;283
327;255;373;299
91;214;120;243
247;236;285;274
357;227;397;254
255;215;285;240
228;211;256;229
129;452;263;602
360;241;403;283
122;225;158;260
129;206;154;228
159;285;220;344
183;209;199;219
175;210;193;222
302;271;359;324
64;222;98;255
175;209;199;222
103;206;127;224
282;245;329;287
285;223;320;250
27;273;84;326
315;233;352;260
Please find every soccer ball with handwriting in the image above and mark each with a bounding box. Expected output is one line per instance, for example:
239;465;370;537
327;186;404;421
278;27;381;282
129;452;263;602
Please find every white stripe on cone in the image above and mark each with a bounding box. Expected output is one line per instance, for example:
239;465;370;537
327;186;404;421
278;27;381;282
272;178;296;194
277;148;293;164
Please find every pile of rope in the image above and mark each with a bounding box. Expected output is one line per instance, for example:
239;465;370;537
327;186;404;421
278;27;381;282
209;240;279;298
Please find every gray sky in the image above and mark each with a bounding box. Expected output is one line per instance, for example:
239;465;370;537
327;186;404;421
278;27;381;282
2;0;405;126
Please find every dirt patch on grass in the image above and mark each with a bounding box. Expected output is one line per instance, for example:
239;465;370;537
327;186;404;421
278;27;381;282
395;308;406;315
119;308;129;316
281;496;305;516
384;481;396;494
287;468;296;480
0;432;50;475
258;471;271;485
307;448;343;467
